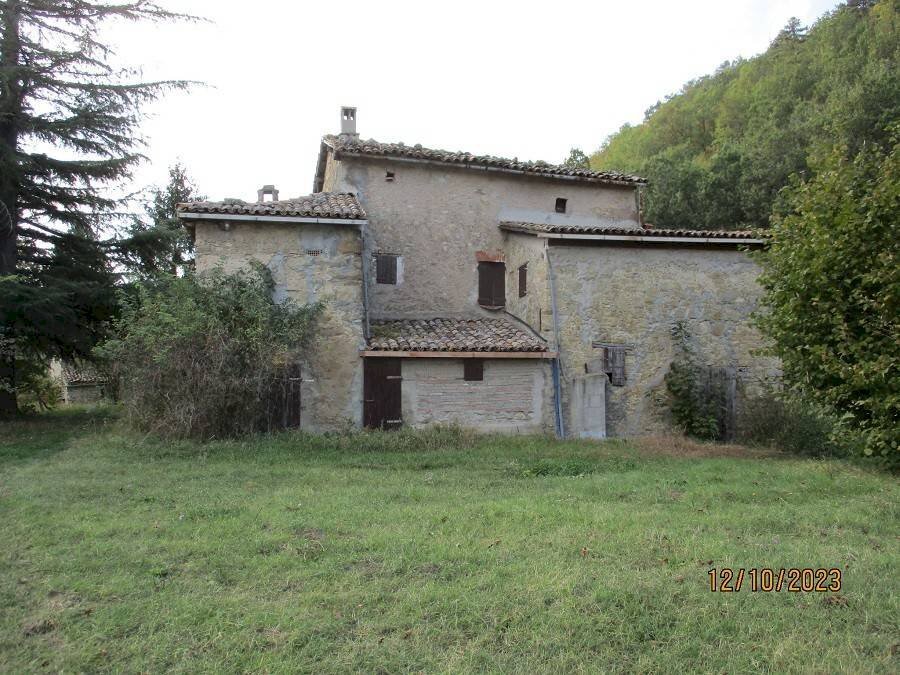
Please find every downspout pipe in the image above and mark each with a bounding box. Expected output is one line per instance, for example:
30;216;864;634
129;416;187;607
546;244;565;438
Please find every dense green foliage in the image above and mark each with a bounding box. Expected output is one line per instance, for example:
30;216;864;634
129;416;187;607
122;163;202;278
737;391;849;457
664;322;723;440
754;135;899;459
1;410;897;672
0;1;193;415
98;266;320;439
591;1;900;230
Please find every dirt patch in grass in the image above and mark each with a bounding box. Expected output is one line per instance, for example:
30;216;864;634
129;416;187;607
23;617;58;637
635;435;779;459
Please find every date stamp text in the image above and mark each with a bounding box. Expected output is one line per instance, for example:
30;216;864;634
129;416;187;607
708;568;842;592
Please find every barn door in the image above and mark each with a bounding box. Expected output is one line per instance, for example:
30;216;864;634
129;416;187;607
363;358;402;430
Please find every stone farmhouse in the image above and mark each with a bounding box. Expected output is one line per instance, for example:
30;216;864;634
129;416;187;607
177;108;778;438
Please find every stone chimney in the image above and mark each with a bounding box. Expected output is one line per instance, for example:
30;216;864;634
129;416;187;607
340;106;358;137
257;185;279;202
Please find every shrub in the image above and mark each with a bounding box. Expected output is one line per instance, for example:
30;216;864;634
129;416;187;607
97;265;320;440
737;392;846;457
15;360;62;412
754;133;899;459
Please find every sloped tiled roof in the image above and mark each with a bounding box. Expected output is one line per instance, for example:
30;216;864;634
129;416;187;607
367;318;547;352
499;221;762;239
62;361;106;385
177;192;366;220
324;135;647;186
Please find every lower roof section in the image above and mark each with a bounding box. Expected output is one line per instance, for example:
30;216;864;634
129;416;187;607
366;318;548;354
177;192;367;223
360;350;556;359
500;221;765;245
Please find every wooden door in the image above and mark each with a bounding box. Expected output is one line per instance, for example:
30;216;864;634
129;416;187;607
363;358;402;430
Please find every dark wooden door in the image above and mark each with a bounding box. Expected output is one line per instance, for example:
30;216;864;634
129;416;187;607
363;358;402;430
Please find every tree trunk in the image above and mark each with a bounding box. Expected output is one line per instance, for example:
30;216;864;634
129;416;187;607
0;0;22;415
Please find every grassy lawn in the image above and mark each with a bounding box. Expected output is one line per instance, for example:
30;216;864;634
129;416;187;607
1;409;897;673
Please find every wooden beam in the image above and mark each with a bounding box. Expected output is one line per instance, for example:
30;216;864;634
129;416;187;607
359;350;557;359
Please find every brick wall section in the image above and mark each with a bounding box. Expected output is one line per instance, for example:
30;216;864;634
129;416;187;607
401;359;549;433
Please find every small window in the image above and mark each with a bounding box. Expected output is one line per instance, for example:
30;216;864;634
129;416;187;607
305;249;323;257
518;264;527;298
464;359;484;381
385;170;395;182
375;254;398;284
477;261;505;308
555;197;567;213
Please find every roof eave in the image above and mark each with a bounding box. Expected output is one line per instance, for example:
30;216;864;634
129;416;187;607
539;231;765;245
177;211;368;226
360;350;557;359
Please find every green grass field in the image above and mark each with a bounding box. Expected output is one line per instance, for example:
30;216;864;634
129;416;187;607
1;408;897;673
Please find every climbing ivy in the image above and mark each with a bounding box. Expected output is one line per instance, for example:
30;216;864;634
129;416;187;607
664;322;722;440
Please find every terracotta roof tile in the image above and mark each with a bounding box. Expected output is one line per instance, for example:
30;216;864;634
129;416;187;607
62;361;106;385
324;135;647;186
499;221;762;239
367;318;547;352
177;192;366;220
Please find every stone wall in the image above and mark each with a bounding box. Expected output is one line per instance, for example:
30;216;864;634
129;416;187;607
400;358;550;433
501;231;551;339
64;384;106;405
193;220;365;431
547;241;780;437
322;152;640;319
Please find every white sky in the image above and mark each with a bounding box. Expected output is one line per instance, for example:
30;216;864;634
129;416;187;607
105;0;841;202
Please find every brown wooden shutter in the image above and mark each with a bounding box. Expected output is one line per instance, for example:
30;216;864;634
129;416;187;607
518;264;527;298
607;346;626;386
376;254;397;284
478;262;505;307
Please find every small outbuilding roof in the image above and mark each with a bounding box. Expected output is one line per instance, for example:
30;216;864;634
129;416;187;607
366;318;547;353
177;192;366;220
320;135;647;187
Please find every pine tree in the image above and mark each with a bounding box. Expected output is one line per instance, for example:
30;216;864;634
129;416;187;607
0;1;195;415
122;163;203;278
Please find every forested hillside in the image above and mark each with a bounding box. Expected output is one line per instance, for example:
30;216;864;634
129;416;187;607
591;0;899;230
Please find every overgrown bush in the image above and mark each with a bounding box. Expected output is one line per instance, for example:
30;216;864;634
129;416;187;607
755;133;899;459
97;265;320;440
14;359;62;412
737;392;846;457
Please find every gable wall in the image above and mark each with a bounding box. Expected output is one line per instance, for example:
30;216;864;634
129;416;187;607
193;220;365;431
323;152;639;323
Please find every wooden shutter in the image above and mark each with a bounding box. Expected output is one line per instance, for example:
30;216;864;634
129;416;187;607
478;261;505;307
518;264;527;298
376;254;397;285
464;359;484;381
606;346;626;386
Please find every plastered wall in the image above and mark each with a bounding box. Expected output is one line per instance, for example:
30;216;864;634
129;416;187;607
322;152;640;320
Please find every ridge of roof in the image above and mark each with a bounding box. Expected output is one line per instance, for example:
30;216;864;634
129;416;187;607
322;135;647;187
177;192;366;220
